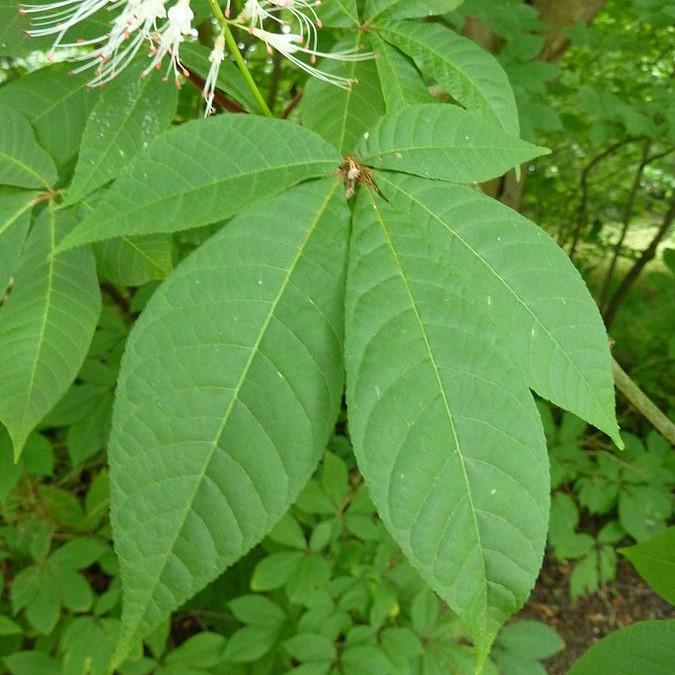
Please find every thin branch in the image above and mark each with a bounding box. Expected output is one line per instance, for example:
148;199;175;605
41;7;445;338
564;138;642;257
598;144;675;309
596;139;652;307
183;67;247;114
282;89;303;119
604;196;675;329
612;357;675;445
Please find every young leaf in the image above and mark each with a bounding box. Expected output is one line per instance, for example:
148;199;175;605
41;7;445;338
65;63;178;205
569;620;675;675
0;189;36;293
355;104;547;183
376;173;621;443
369;35;434;113
365;0;464;22
345;189;549;662
380;21;519;134
0;64;99;167
0;205;101;458
57;116;341;250
301;35;385;153
109;178;349;661
620;527;675;604
0;106;57;190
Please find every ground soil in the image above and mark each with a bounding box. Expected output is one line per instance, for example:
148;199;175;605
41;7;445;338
518;555;674;674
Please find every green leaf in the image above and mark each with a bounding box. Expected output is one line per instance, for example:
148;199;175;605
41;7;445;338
341;645;394;674
365;0;464;22
251;551;305;591
0;615;22;635
4;651;61;675
0;205;101;458
355;105;547;183
380;21;519;134
301;35;385;153
65;63;178;205
620;527;675;604
496;620;564;660
569;620;675;675
317;0;359;27
284;633;336;662
109;178;349;661
229;595;286;626
0;189;36;294
0;64;99;166
375;173;620;443
345;188;549;661
164;633;226;668
619;485;671;542
94;234;173;287
57;116;341;250
369;35;433;113
0;106;57;189
223;624;281;663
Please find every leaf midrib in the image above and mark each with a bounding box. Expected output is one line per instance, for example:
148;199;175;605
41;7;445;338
379;174;610;432
65;158;339;249
126;177;341;641
14;205;56;457
366;188;488;633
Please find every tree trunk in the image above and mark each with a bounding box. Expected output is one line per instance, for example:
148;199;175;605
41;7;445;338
534;0;606;63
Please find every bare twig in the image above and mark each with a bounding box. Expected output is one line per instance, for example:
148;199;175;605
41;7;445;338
598;144;675;309
564;138;641;256
603;196;675;329
282;89;303;119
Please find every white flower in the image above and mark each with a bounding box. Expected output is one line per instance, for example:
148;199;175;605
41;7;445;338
142;0;197;84
69;0;168;86
20;0;112;51
249;27;371;89
20;0;196;87
203;33;225;116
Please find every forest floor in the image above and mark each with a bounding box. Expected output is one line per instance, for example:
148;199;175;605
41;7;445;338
520;556;674;673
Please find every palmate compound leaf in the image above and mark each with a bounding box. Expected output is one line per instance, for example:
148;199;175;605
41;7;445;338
379;20;520;135
355;104;548;184
374;173;621;444
109;178;349;663
57;116;342;252
345;187;550;662
0;205;101;459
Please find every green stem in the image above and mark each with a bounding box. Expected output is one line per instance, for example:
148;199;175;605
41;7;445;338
207;0;273;117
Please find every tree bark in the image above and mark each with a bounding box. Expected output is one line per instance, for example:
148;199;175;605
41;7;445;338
534;0;606;63
603;197;675;329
